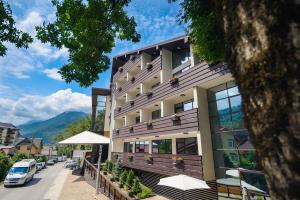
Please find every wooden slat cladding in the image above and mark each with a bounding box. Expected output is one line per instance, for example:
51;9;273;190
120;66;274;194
114;62;229;118
112;152;203;179
113;55;141;83
114;56;162;97
113;109;199;139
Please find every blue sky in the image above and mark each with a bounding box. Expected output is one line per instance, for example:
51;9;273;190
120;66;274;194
0;0;185;125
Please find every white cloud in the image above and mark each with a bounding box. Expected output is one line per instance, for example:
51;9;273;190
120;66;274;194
0;89;91;125
43;68;62;81
18;11;43;34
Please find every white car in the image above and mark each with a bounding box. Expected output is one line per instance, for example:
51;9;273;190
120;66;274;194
36;163;43;171
4;159;36;186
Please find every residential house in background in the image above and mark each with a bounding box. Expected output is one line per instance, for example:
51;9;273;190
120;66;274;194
14;137;43;156
92;36;270;200
0;122;20;146
0;145;15;155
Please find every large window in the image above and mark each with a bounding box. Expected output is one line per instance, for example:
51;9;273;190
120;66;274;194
172;48;191;69
174;99;194;113
135;116;140;124
124;142;133;153
152;110;161;120
176;137;198;155
208;81;269;199
152;139;172;154
135;141;149;153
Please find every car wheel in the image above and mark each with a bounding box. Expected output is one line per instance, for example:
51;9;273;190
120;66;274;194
4;185;9;188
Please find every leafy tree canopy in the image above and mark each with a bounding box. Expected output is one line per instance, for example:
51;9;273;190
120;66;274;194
36;0;140;87
177;0;224;63
0;0;33;56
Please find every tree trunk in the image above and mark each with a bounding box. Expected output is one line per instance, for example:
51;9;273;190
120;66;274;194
215;1;300;199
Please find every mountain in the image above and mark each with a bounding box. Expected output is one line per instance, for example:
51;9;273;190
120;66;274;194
18;111;87;144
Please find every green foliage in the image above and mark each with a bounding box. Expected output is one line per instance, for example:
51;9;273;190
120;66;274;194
105;160;113;173
120;169;128;185
178;0;224;63
112;159;122;180
11;153;28;163
0;153;13;181
126;170;135;189
0;0;33;56
130;178;142;196
36;0;140;87
94;110;105;132
35;155;48;163
137;183;152;199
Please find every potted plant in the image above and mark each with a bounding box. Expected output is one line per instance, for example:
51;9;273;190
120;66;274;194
119;67;123;72
130;55;136;61
129;100;134;106
171;114;180;121
145;91;153;98
144;154;153;164
129;126;134;133
169;76;179;85
113;129;119;135
113;154;119;159
146;62;153;70
118;87;122;92
129;178;142;197
117;106;121;112
144;120;152;128
172;156;184;166
127;153;133;161
131;76;135;83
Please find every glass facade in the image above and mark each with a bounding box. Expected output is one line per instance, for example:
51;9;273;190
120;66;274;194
174;99;194;113
176;137;198;155
172;48;191;69
208;81;269;199
124;142;133;153
135;141;149;153
152;139;172;154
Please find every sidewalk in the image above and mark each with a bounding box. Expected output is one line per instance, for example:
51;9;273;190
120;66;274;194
59;170;109;200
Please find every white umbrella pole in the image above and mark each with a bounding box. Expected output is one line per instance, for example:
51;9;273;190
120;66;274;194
96;144;102;194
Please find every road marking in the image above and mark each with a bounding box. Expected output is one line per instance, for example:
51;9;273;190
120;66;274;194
43;168;70;200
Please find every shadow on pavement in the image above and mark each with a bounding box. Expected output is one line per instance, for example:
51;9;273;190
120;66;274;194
5;178;42;188
73;176;85;183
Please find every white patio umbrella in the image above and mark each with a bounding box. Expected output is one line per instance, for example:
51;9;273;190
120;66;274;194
226;169;240;178
58;130;110;194
158;174;210;190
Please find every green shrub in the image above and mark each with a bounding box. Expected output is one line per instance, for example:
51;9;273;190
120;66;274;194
11;153;27;162
105;160;113;173
120;170;127;185
112;159;122;181
130;178;142;196
126;170;135;189
137;183;152;199
0;153;13;181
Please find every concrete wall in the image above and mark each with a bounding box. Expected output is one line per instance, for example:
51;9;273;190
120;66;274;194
160;48;172;83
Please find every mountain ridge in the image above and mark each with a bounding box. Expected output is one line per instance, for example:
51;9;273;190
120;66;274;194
18;111;88;144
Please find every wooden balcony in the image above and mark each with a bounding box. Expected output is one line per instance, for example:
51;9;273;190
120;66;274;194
111;152;203;179
113;55;142;83
114;62;229;118
114;55;162;98
113;108;199;139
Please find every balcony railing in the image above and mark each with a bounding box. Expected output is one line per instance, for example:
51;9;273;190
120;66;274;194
113;55;142;83
113;108;199;139
114;62;228;118
114;55;162;98
112;152;203;179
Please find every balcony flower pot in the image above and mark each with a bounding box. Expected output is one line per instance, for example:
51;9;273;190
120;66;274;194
169;77;179;85
145;91;153;98
129;126;134;133
172;156;184;167
131;77;135;83
114;154;119;159
127;154;133;162
144;121;152;129
118;87;122;92
146;62;153;71
119;67;123;73
117;107;121;112
171;114;180;121
129;100;134;106
144;155;153;164
113;129;119;135
130;55;136;61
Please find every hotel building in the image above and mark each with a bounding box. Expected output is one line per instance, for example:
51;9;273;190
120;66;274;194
93;36;270;200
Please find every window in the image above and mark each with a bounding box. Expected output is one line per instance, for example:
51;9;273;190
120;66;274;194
135;116;140;124
176;137;198;155
174;99;194;113
172;48;191;69
124;142;133;153
135;141;149;153
152;139;172;154
227;139;235;148
152;110;161;120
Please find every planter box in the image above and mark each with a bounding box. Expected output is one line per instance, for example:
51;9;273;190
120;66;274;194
131;77;135;83
119;67;123;73
169;77;179;85
146;63;153;70
118;87;122;92
129;100;134;106
145;92;153;98
129;126;134;133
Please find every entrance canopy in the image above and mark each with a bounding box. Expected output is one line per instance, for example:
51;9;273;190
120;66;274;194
158;175;210;190
58;131;110;145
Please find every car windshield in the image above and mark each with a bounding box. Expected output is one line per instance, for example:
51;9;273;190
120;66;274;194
9;167;28;174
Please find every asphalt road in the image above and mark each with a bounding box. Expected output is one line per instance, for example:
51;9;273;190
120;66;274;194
0;162;69;200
